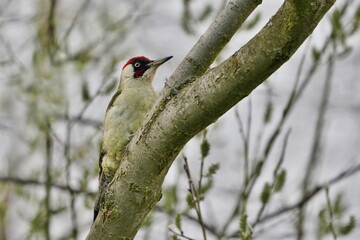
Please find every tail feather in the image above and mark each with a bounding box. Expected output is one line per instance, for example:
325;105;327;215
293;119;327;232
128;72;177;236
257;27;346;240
93;173;109;222
93;209;99;222
93;192;101;222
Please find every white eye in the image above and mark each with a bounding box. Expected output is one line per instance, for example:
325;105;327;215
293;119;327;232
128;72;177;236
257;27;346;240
134;62;141;68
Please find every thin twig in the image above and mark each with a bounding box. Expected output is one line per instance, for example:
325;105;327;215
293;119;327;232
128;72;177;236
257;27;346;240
228;162;360;238
47;0;58;62
61;0;92;44
44;126;53;240
169;227;197;240
297;47;335;240
302;56;334;195
235;97;252;185
57;115;102;129
64;121;78;239
155;205;219;238
0;34;27;72
69;71;113;128
220;100;252;237
245;46;311;199
256;163;360;225
183;154;207;240
198;130;207;194
0;176;95;196
252;129;291;228
220;40;313;238
325;186;338;240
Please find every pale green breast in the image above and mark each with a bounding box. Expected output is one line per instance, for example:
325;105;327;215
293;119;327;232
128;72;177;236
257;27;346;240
101;87;158;176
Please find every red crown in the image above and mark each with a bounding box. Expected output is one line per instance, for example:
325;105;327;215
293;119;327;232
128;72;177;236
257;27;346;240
122;56;151;70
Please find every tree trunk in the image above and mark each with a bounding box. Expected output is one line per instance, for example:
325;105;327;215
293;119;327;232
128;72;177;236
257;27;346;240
86;0;336;239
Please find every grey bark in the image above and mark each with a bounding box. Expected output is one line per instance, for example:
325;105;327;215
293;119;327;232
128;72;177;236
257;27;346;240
86;0;336;239
166;0;263;88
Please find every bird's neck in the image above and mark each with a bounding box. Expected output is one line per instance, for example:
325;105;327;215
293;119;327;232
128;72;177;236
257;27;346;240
119;76;154;91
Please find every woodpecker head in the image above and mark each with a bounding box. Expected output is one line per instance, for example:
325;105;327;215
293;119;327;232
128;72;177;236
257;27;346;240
120;56;172;87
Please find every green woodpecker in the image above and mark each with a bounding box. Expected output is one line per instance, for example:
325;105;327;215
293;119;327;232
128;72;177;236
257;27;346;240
94;56;173;221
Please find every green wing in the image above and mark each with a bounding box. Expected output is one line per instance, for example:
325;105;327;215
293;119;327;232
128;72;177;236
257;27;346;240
94;89;122;221
98;89;122;178
105;90;122;112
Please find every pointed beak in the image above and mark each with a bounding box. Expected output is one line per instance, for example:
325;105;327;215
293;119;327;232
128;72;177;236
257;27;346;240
147;56;173;68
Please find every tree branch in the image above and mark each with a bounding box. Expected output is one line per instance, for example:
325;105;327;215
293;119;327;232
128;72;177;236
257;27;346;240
164;0;262;88
87;0;336;239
